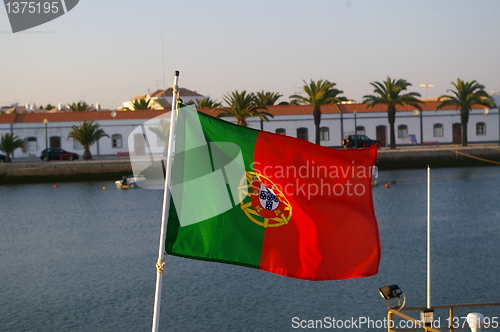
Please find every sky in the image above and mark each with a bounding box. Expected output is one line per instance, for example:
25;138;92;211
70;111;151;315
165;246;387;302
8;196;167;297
1;0;500;110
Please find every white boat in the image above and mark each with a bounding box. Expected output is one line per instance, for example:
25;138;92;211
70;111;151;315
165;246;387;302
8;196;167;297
115;174;146;189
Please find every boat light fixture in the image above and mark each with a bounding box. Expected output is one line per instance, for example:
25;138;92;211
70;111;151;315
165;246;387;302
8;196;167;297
420;308;434;327
378;285;406;311
378;285;403;300
467;313;484;332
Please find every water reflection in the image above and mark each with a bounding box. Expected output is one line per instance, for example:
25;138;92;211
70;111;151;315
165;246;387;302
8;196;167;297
0;166;499;331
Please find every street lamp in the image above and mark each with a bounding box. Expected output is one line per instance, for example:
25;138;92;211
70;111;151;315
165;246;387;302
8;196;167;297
420;84;434;99
43;118;48;161
353;110;358;148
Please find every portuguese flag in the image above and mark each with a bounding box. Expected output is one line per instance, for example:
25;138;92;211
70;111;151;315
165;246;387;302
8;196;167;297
165;106;380;281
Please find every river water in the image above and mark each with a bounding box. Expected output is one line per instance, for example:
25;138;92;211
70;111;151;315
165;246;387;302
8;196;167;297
1;166;499;331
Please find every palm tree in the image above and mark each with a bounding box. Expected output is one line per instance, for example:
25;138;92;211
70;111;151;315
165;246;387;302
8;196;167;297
148;118;170;155
436;79;495;147
67;121;109;160
187;97;222;109
290;79;346;145
0;133;25;162
214;90;273;127
124;98;154;111
254;91;283;107
363;77;423;149
67;102;90;112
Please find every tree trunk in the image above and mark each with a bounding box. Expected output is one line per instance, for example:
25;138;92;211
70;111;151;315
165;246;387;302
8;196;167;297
461;107;469;147
83;149;92;160
387;106;397;149
313;107;321;145
5;153;12;163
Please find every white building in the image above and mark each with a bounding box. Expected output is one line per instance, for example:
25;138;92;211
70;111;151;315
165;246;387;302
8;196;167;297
0;110;169;159
245;101;499;148
0;101;499;160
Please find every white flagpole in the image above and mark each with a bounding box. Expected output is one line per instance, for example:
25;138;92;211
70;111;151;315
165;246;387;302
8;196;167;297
426;165;431;309
152;70;180;332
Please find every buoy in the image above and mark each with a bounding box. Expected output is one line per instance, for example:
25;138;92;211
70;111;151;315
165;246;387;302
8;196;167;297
384;183;390;188
53;185;58;188
102;187;106;190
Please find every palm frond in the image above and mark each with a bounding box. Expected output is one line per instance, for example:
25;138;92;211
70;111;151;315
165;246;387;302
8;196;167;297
193;97;222;109
214;90;271;126
0;133;25;162
67;120;109;150
67;102;90;112
254;91;282;107
436;78;495;111
148;119;170;144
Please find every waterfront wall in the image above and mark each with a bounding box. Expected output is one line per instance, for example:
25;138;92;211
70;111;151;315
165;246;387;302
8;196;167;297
0;159;132;184
1;145;500;184
376;146;500;169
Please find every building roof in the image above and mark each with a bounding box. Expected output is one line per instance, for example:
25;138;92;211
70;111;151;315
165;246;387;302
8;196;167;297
0;110;169;124
149;87;204;98
198;101;467;117
152;98;172;109
0;101;490;124
0;113;17;124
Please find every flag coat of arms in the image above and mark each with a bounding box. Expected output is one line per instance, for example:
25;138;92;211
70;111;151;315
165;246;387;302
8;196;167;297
165;107;380;281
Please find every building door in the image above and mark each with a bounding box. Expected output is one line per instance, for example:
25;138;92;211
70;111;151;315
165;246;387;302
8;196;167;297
452;123;462;144
376;125;387;147
49;136;61;148
134;133;146;155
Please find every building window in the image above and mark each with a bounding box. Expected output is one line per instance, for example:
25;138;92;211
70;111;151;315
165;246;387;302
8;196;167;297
112;134;122;148
397;125;408;138
276;128;286;135
49;136;61;148
433;123;443;137
356;126;365;135
319;127;329;141
476;122;486;136
297;127;308;141
26;137;37;151
73;139;83;150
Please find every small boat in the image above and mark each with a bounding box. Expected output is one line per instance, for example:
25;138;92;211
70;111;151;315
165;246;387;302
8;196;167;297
115;174;146;189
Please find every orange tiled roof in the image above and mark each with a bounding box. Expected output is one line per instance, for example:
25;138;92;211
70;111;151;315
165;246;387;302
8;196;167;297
0;101;487;124
0;113;17;123
197;101;463;117
0;110;170;124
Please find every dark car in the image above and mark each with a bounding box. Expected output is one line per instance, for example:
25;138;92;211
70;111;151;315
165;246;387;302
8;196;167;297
342;135;381;149
40;148;79;161
0;153;5;162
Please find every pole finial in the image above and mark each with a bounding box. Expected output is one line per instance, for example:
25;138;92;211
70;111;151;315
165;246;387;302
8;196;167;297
175;70;180;76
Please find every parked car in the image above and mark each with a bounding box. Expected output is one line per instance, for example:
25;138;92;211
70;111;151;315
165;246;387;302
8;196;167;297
0;153;5;162
40;148;79;161
342;135;381;149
